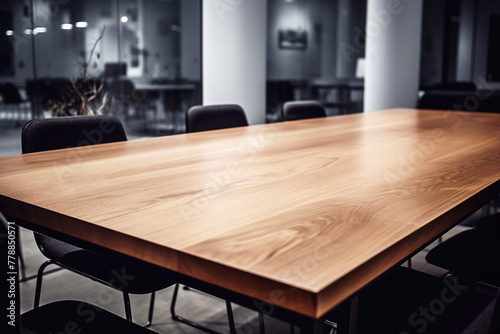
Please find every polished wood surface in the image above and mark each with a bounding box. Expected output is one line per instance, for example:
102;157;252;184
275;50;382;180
2;108;500;318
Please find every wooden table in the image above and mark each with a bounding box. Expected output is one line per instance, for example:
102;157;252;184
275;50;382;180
2;108;500;331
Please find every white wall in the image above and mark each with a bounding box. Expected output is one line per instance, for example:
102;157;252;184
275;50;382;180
202;0;267;125
266;0;338;81
364;0;423;112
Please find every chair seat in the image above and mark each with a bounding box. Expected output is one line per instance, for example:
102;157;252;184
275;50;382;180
21;300;157;334
36;234;81;259
357;266;477;333
476;212;500;228
426;224;500;287
57;249;176;294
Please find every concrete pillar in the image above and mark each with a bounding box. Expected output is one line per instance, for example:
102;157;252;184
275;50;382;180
202;0;267;125
364;0;423;112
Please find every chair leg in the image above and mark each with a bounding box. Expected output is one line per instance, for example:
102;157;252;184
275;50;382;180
170;283;181;319
170;283;223;334
226;300;236;334
144;292;155;327
123;292;132;322
33;260;54;308
488;290;500;334
258;312;266;334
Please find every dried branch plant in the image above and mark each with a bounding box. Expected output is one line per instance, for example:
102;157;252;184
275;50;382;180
46;27;109;116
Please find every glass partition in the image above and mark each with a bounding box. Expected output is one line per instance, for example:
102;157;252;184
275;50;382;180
0;0;201;137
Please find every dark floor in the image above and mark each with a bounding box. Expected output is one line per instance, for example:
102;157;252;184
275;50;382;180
1;113;498;333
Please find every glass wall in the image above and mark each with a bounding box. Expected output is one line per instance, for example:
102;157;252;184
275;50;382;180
266;0;366;122
0;0;201;136
419;0;500;91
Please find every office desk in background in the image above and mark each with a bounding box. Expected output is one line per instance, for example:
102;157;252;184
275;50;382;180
310;79;364;114
134;82;196;133
1;108;500;332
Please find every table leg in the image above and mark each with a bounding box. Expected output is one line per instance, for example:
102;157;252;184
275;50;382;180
298;294;360;334
348;295;359;334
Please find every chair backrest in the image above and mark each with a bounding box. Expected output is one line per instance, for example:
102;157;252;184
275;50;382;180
22;115;127;154
186;104;248;133
418;90;500;113
21;115;127;259
282;100;327;121
1;211;156;334
1;82;24;104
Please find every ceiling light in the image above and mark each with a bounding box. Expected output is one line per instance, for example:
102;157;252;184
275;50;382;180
24;29;32;35
34;27;47;34
5;30;14;36
120;16;128;23
61;23;73;30
75;21;88;28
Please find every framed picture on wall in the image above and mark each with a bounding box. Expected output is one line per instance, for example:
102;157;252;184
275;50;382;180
278;29;307;50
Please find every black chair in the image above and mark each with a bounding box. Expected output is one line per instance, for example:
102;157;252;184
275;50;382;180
0;212;158;334
418;90;500;113
266;80;295;122
186;104;248;133
1;82;27;105
0;82;30;122
21;301;159;334
282;100;327;121
355;265;483;333
426;223;500;286
21;115;175;327
425;218;500;333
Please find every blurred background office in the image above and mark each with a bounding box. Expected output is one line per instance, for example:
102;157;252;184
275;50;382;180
1;0;500;151
0;0;201;138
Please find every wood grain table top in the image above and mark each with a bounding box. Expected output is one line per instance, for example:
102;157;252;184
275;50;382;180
2;108;500;318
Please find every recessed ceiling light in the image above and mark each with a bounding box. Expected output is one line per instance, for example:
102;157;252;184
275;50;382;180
61;23;73;30
34;27;47;34
75;21;88;28
120;16;128;23
5;30;14;36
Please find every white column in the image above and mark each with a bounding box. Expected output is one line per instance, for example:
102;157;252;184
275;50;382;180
364;0;423;112
202;0;267;125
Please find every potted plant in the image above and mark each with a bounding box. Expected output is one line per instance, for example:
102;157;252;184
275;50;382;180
45;28;108;117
